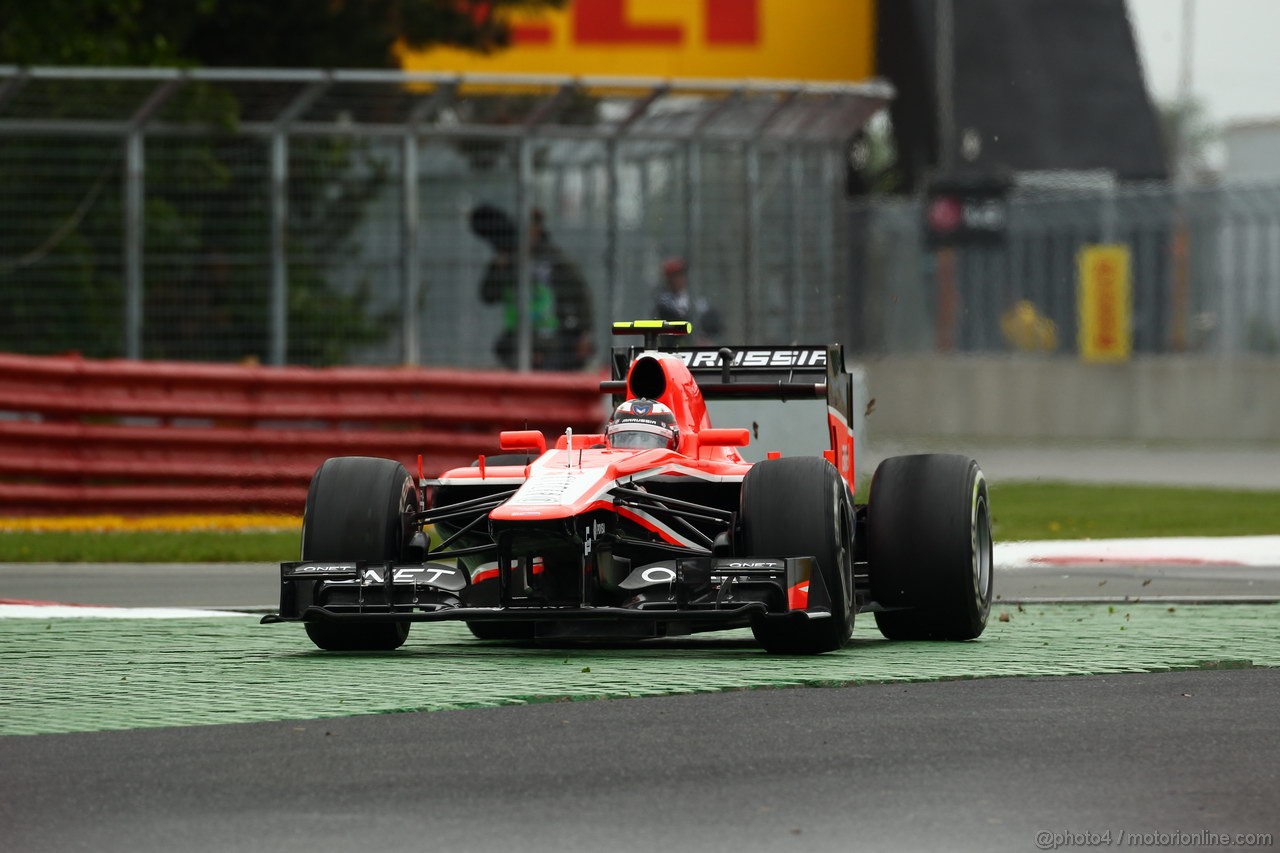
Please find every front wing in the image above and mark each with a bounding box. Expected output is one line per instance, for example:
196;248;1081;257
262;555;834;640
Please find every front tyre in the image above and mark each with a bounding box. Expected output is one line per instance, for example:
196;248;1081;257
301;456;418;651
740;456;854;655
868;454;993;640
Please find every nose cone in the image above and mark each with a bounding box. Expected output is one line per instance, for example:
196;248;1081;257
488;454;615;522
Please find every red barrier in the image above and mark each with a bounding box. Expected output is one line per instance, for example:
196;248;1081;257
0;353;605;515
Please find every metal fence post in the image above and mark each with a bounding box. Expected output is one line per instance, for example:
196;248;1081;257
401;133;420;366
819;148;837;327
399;82;456;367
684;89;743;335
123;130;144;360
269;131;288;366
788;149;805;341
745;90;801;341
684;140;702;303
122;77;181;360
268;78;330;367
607;88;662;329
744;140;762;340
516;137;534;372
606;139;622;328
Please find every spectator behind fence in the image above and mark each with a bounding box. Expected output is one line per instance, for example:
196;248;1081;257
471;205;594;370
652;256;722;341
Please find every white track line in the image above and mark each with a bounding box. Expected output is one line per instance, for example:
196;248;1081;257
0;603;250;619
996;536;1280;569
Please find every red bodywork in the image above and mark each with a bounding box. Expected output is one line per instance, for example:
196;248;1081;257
437;352;760;529
269;333;861;648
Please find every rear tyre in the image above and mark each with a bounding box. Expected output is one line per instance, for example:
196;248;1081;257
741;457;854;655
868;454;993;640
301;456;417;651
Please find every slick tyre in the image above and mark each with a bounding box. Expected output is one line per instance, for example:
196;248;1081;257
301;456;417;651
741;456;854;655
868;454;993;641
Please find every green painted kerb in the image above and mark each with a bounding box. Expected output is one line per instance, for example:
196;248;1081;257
2;604;1277;736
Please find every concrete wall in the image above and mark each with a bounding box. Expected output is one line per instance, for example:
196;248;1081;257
860;356;1280;442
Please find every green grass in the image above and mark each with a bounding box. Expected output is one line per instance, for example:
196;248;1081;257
0;531;297;563
990;481;1280;541
1;482;1278;563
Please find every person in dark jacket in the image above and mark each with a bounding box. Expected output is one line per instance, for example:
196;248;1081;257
652;256;721;340
472;205;594;370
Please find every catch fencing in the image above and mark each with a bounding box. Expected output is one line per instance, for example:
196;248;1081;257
0;66;888;370
856;179;1280;356
5;66;1278;367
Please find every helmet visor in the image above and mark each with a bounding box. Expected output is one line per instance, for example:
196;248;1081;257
607;421;677;450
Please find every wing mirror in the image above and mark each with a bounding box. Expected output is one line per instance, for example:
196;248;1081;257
499;430;547;454
697;428;750;448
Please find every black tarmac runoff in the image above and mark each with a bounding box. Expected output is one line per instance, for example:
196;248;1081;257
2;669;1277;853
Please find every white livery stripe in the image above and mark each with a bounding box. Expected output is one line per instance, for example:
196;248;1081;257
627;464;746;485
618;506;708;550
0;604;251;619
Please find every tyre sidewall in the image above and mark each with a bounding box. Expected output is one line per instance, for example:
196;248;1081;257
302;456;416;564
300;457;417;651
741;456;853;653
868;454;992;640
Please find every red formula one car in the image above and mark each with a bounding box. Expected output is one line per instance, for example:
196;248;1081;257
265;321;993;654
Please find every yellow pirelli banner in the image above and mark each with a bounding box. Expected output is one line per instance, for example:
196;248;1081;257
1077;244;1133;362
399;0;875;83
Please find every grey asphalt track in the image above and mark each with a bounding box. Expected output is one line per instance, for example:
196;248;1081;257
0;562;277;609
5;559;1280;609
2;669;1276;853
996;562;1280;600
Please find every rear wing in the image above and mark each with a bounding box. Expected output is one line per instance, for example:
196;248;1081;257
606;344;842;401
603;321;856;486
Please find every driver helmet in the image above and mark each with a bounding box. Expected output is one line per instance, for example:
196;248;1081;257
607;399;679;450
